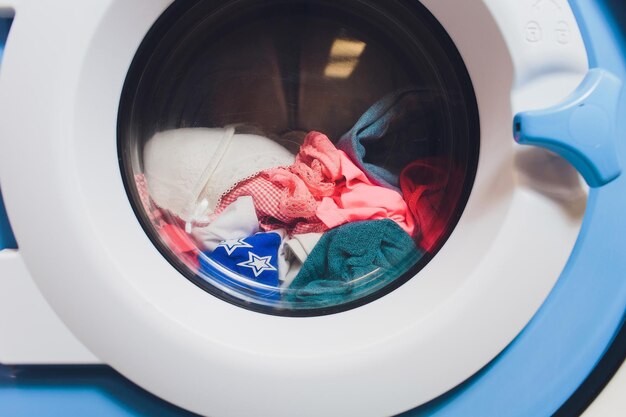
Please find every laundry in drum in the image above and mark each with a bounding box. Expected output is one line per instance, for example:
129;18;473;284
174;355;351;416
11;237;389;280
280;232;323;288
218;131;415;235
285;219;424;308
135;173;200;269
400;157;465;252
338;87;446;192
136;88;465;309
191;196;260;252
142;127;295;224
198;231;284;301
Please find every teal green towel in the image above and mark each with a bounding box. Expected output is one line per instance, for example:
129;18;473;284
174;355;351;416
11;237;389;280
285;219;423;307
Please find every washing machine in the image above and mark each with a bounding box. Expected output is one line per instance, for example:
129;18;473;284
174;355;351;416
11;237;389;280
0;0;625;415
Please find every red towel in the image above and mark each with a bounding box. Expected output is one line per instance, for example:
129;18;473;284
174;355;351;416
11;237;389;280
400;158;464;252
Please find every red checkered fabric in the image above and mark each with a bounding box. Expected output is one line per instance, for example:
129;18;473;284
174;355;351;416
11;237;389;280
216;174;327;235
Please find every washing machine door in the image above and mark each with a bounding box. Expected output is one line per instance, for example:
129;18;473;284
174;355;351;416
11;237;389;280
0;0;624;416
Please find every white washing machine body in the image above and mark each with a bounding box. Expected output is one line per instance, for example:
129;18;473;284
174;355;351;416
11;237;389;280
0;0;624;416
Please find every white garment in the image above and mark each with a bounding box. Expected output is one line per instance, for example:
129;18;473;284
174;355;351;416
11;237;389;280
279;233;323;287
272;229;290;285
143;127;295;222
191;196;259;251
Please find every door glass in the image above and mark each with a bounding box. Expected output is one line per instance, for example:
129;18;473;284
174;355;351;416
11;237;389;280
118;0;479;315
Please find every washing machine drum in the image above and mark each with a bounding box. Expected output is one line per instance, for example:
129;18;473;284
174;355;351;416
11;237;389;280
118;0;480;315
2;0;626;415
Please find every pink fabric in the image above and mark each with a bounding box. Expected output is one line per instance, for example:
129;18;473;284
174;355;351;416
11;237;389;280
135;173;165;227
289;132;341;197
285;132;413;235
135;173;199;268
158;223;200;269
262;132;341;219
264;169;318;220
216;174;327;235
160;224;197;252
218;131;414;235
399;158;464;252
315;148;415;235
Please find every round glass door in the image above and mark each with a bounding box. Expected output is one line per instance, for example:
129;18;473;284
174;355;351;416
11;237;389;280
118;0;479;315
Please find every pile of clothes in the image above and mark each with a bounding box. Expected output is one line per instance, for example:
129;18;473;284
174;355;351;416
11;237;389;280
137;89;463;307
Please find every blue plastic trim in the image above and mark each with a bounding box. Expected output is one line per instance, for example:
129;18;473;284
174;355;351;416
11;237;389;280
0;18;17;250
402;0;626;416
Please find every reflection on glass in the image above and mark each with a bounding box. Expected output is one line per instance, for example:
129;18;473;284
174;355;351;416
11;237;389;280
324;38;367;79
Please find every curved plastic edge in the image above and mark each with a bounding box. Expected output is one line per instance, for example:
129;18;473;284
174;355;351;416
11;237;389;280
0;365;199;417
402;0;626;416
0;17;17;250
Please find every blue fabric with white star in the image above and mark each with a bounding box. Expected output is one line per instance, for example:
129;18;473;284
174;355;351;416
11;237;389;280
199;232;281;300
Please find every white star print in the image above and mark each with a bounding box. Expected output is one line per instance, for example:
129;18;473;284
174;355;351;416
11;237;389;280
217;238;253;255
237;252;277;278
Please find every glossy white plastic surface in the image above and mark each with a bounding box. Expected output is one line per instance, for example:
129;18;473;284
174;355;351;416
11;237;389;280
0;0;588;415
0;251;98;364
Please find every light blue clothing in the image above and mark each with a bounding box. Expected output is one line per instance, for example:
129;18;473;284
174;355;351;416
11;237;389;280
338;87;436;191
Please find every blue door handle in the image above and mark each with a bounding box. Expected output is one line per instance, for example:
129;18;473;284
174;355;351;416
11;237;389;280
514;0;626;189
514;68;622;187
